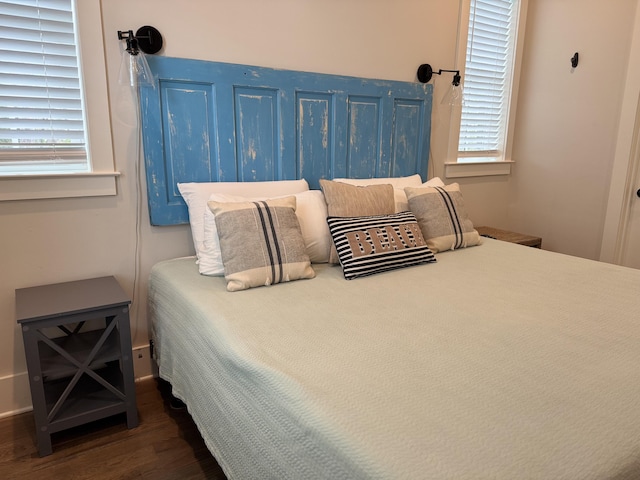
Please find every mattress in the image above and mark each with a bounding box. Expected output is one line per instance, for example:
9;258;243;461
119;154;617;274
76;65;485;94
148;239;640;479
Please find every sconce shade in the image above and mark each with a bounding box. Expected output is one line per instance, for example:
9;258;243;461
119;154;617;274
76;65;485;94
441;82;464;107
119;49;155;87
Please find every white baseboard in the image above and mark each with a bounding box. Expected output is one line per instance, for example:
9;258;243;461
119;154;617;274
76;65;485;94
0;371;32;419
0;344;155;419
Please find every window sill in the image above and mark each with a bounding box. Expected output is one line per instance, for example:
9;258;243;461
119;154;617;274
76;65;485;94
0;172;120;201
444;160;513;179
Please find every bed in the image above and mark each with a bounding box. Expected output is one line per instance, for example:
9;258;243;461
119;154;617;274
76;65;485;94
141;57;640;479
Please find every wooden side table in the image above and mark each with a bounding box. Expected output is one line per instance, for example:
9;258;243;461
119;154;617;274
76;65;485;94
476;226;542;248
15;276;138;456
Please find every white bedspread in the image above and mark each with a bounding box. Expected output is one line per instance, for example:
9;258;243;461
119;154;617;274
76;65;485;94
149;239;640;479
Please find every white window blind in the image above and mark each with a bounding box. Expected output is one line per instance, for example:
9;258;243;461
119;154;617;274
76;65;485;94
458;0;518;160
0;0;88;174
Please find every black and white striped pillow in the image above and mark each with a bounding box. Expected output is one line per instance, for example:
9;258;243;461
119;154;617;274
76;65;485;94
327;211;436;280
208;196;315;291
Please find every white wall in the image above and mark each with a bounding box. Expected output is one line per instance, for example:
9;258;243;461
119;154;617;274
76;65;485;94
507;0;638;258
1;0;637;416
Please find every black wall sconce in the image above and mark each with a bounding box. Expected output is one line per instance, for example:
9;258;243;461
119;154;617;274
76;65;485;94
117;26;163;87
117;26;163;56
417;64;460;86
417;63;463;106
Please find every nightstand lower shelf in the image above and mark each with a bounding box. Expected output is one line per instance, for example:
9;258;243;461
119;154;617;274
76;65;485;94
44;365;128;433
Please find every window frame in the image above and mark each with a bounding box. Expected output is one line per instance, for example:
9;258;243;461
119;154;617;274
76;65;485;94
444;0;528;179
0;0;118;201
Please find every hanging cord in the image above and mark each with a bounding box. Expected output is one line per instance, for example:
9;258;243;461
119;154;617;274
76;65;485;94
130;84;144;347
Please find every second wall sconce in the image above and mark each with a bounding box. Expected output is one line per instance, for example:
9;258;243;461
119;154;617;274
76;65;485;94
417;63;463;107
117;26;163;88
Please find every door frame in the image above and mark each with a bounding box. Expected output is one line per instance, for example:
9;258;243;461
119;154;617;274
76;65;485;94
600;2;640;265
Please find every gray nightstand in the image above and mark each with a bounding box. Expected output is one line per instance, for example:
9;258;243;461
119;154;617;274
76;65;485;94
16;276;138;456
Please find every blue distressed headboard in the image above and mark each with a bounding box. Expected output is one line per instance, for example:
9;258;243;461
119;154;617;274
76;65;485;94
139;56;433;225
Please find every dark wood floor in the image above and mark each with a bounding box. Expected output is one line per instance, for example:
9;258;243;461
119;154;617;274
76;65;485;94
0;378;228;479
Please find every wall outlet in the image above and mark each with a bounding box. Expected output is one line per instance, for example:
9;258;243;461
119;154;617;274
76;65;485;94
132;344;154;380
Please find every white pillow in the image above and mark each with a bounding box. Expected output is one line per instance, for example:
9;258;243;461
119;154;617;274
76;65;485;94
177;180;309;261
421;177;445;187
201;190;331;275
393;177;445;212
332;174;424;188
292;191;332;264
332;175;445;212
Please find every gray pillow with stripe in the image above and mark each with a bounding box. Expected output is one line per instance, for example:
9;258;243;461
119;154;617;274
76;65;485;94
208;196;315;291
327;211;436;280
404;183;481;253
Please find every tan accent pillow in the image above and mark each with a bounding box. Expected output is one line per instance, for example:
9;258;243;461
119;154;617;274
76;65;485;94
405;183;481;253
320;179;395;216
319;179;396;263
332;174;427;212
208;196;315;291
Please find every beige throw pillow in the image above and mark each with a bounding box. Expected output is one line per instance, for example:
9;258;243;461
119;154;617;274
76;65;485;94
320;179;395;217
405;183;481;253
208;196;315;291
332;174;437;212
319;179;396;263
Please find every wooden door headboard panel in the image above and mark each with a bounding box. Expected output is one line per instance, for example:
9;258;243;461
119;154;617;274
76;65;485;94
139;56;433;225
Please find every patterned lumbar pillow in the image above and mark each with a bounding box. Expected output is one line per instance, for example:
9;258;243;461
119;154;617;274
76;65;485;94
404;183;481;253
208;196;315;291
327;211;436;280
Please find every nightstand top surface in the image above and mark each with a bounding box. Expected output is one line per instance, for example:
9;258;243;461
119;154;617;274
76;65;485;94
476;226;542;248
16;276;130;323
